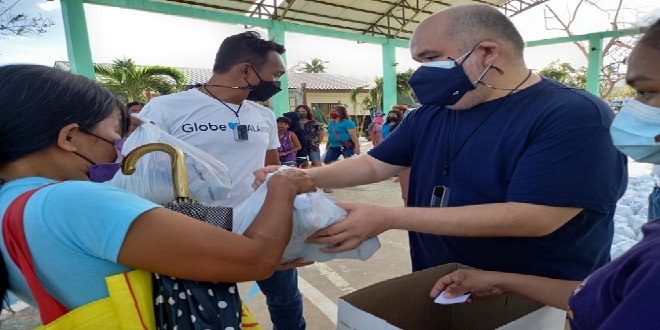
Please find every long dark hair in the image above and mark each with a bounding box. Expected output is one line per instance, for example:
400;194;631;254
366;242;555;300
0;65;125;165
0;64;123;302
331;105;349;120
294;104;314;121
387;109;404;131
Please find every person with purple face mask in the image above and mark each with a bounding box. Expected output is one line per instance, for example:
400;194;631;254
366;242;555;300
0;65;315;327
69;128;125;183
429;18;660;329
254;4;627;284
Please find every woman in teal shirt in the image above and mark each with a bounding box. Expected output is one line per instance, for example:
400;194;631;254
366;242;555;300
324;105;361;163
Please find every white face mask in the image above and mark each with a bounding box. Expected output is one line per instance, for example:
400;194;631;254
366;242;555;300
610;98;660;163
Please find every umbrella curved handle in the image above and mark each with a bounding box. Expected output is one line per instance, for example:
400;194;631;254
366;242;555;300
121;143;190;200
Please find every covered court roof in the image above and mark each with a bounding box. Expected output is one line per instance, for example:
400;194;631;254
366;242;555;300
159;0;549;40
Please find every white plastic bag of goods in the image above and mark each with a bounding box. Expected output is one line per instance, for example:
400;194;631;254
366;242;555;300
232;166;380;262
106;121;232;206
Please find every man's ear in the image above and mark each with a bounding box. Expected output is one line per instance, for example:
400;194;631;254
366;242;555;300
238;63;252;78
478;40;500;67
57;123;80;152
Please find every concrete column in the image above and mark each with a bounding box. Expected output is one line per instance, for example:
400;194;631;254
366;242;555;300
381;40;397;111
268;21;290;116
61;0;95;79
585;35;604;96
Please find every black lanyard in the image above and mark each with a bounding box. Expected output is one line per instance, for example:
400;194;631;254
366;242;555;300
202;85;242;122
443;70;532;176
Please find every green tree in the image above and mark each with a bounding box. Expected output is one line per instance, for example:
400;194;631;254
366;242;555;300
302;58;328;73
608;85;635;101
311;107;328;126
94;59;186;102
539;61;587;89
0;0;54;36
349;69;416;111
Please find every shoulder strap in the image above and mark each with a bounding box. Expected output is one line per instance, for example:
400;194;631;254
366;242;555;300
2;184;69;324
330;121;341;142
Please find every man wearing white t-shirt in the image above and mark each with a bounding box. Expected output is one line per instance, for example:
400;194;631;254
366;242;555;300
140;31;307;329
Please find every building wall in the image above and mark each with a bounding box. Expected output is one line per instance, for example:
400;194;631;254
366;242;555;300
303;90;371;116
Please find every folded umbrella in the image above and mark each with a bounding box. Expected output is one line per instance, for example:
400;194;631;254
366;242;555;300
122;142;232;230
122;143;242;330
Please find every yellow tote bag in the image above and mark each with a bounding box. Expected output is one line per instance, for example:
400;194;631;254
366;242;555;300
38;270;155;330
241;302;263;330
36;271;261;330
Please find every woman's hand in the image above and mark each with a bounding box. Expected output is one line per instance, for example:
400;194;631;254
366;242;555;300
252;165;282;189
268;168;315;195
430;269;506;300
354;144;361;155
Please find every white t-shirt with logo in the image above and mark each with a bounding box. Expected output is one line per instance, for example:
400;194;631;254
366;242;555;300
140;89;280;207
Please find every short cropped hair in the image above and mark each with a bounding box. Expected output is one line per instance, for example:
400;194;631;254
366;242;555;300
447;5;525;58
213;31;286;73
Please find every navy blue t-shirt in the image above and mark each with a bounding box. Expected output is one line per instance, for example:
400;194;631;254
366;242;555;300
369;78;627;280
568;218;660;329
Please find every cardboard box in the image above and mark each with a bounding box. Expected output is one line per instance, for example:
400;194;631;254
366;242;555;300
338;263;566;330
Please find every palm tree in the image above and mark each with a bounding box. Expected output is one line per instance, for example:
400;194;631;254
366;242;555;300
302;58;328;73
94;58;186;102
349;69;416;111
349;85;379;111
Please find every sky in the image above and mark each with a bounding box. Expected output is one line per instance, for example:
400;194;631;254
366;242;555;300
0;0;658;82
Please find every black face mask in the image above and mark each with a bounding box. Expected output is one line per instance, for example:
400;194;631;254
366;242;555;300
245;66;282;102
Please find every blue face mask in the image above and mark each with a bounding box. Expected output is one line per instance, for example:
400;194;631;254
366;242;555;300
610;98;660;163
408;44;493;108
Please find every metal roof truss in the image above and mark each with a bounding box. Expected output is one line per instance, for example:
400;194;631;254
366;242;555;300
162;0;549;40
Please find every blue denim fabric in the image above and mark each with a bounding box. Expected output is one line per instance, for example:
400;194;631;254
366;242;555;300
307;150;321;162
323;146;355;164
256;269;306;330
648;186;660;222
